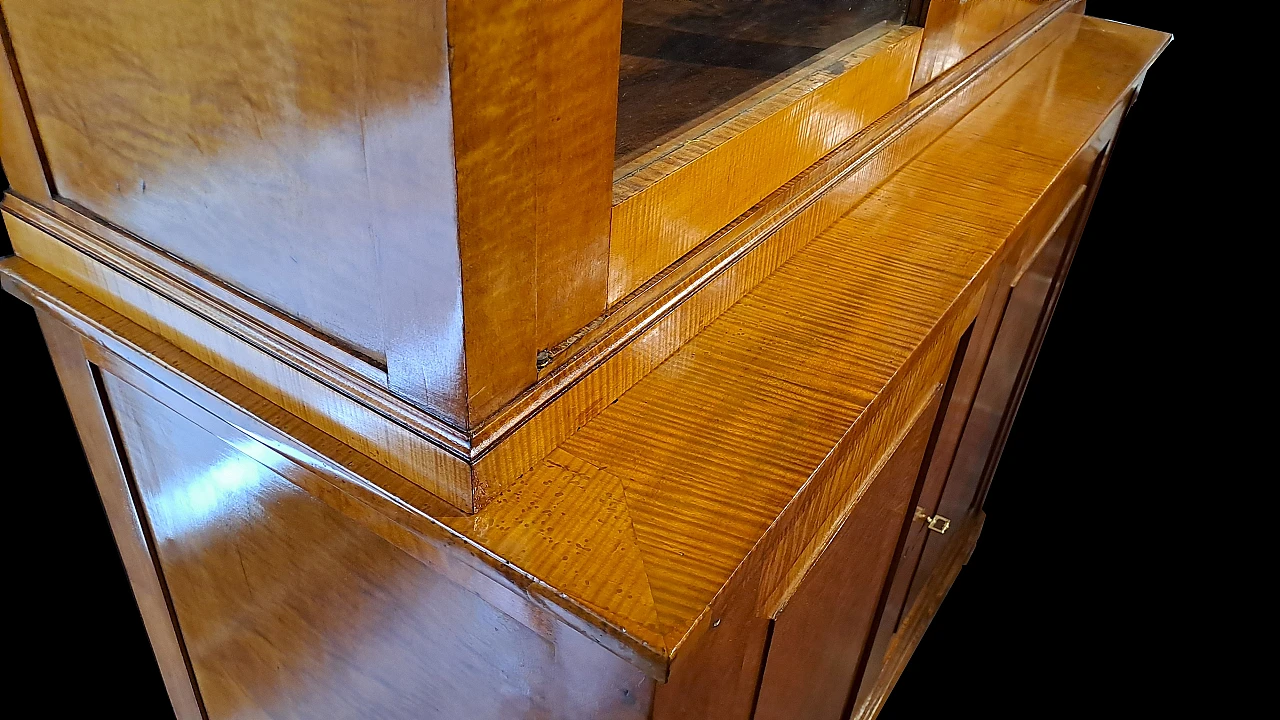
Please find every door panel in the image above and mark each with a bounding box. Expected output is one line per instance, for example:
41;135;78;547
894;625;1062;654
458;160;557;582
932;198;1082;533
851;171;1096;706
753;388;944;720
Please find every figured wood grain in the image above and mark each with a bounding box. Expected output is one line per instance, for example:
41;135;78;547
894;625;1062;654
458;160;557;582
1;0;1091;516
448;447;668;652
443;0;538;424
446;0;623;420
849;146;1101;714
2;0;460;367
1;225;476;509
903;117;1119;621
1;0;624;438
474;3;1090;495
100;366;653;719
4;259;674;678
609;25;922;303
614;0;910;163
754;388;941;720
648;570;772;720
532;0;620;352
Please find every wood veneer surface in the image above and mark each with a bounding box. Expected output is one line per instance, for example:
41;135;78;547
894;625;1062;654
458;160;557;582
442;15;1169;667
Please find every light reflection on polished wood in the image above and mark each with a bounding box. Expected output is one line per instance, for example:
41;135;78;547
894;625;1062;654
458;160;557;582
0;0;623;441
475;1;1095;499
35;311;206;720
1;211;477;509
0;22;49;203
99;372;650;719
0;0;1101;516
2;13;1169;677
448;13;1170;672
2;0;454;365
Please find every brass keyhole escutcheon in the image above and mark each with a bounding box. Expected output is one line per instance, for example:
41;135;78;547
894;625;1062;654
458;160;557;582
914;507;951;535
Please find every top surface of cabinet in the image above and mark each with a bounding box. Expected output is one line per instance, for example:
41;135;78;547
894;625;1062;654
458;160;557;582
0;0;1100;517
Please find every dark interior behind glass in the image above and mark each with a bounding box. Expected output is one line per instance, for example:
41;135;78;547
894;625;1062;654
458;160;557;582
616;0;912;163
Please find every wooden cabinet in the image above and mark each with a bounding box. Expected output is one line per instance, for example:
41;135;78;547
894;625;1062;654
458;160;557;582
0;3;1169;718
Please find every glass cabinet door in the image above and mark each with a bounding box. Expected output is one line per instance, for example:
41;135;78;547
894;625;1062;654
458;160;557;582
616;0;912;163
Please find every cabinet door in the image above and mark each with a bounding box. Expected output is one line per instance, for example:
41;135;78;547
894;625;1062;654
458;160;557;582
936;212;1083;517
752;388;944;720
850;173;1094;712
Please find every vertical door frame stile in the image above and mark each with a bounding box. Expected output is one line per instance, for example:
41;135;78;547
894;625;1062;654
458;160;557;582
443;0;622;424
967;123;1124;515
840;324;975;718
33;311;207;720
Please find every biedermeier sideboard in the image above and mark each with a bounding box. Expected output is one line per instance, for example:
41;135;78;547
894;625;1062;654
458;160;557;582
0;2;1168;718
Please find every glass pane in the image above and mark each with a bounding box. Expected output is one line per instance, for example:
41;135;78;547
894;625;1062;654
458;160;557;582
616;0;910;164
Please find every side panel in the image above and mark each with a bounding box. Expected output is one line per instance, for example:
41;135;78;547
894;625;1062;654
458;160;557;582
2;0;468;419
31;305;653;720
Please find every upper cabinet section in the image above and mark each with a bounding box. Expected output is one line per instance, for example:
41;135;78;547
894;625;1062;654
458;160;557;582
1;0;1082;511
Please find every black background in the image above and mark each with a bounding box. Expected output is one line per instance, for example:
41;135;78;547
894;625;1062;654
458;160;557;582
0;3;1214;717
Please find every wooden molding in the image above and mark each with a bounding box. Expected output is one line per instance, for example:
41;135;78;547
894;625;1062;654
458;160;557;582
914;0;1060;91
